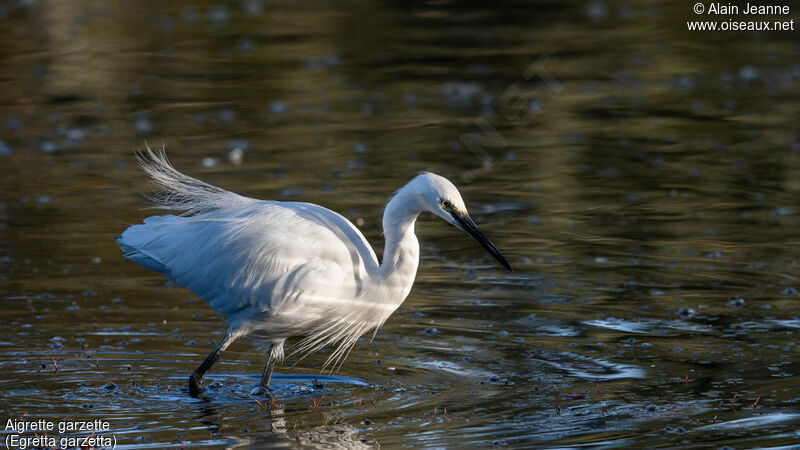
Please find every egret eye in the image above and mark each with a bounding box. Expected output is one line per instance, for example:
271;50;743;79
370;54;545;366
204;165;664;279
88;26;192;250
442;200;452;208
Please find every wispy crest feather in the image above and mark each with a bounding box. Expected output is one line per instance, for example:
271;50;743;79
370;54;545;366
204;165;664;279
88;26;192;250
136;144;244;215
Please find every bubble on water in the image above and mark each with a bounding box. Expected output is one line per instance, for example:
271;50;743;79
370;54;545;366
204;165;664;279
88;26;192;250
237;38;257;53
269;101;288;114
726;298;747;308
305;53;342;69
422;328;439;335
674;74;695;90
441;81;482;106
677;307;696;318
201;157;219;168
6;116;21;132
0;138;11;156
191;112;206;123
739;66;759;82
134;113;153;134
208;5;229;25
65;127;87;141
216;108;236;123
242;0;264;16
584;1;609;21
36;195;51;205
322;53;341;66
781;287;797;296
41;141;58;153
228;147;245;165
771;207;794;217
346;159;364;171
279;187;304;197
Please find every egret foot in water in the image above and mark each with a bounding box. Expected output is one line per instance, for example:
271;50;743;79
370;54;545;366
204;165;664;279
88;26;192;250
250;345;277;397
249;385;273;397
189;372;204;397
187;333;236;398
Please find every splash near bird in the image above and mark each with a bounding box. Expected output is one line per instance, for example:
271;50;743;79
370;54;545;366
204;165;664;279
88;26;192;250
116;146;511;397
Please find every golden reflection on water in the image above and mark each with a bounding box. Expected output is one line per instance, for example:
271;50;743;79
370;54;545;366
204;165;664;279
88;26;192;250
1;0;800;447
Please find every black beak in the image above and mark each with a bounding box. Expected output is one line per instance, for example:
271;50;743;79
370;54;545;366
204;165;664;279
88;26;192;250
451;210;512;271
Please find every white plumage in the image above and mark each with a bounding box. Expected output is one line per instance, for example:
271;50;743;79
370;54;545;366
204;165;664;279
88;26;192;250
117;146;510;397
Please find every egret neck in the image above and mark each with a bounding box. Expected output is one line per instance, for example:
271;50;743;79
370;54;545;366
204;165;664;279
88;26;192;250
378;185;422;298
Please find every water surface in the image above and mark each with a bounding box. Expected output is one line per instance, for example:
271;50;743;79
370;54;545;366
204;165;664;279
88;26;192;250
1;0;799;447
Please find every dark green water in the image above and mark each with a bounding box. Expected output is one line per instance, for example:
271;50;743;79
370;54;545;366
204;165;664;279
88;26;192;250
1;0;799;447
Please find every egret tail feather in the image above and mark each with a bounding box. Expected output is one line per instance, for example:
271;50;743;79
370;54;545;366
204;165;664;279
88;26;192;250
136;144;246;215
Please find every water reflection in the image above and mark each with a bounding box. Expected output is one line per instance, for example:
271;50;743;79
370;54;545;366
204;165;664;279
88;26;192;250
1;0;800;447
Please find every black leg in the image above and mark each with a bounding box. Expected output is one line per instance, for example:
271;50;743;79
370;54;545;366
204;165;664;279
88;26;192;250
189;332;236;397
250;344;276;396
260;344;276;388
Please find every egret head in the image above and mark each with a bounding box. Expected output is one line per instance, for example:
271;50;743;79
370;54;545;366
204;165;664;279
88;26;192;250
411;173;512;271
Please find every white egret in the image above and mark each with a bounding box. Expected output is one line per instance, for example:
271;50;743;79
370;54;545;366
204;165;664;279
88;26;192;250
116;147;511;397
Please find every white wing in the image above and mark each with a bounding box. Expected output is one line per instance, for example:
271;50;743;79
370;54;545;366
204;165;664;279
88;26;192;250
117;201;378;322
